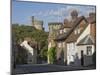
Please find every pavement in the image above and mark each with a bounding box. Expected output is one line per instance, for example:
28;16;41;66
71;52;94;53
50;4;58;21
15;64;96;74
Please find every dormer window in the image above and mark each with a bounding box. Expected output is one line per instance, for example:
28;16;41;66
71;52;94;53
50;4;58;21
74;26;80;35
60;29;63;34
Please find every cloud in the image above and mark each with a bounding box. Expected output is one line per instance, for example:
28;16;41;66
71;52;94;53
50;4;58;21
32;6;68;17
66;5;95;18
32;5;95;20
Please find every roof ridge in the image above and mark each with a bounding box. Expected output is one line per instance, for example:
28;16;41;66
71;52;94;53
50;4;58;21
55;16;88;41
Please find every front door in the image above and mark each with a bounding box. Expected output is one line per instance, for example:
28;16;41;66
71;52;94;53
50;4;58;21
81;50;84;66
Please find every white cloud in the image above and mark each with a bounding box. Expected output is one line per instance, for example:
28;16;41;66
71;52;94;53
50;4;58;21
32;6;68;17
32;5;95;20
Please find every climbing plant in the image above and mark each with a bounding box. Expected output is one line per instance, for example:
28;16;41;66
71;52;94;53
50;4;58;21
12;24;48;64
48;47;56;64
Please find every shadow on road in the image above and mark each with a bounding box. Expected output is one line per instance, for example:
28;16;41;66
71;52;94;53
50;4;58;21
15;64;96;74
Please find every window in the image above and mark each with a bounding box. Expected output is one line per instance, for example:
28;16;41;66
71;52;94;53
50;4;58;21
74;26;81;34
63;28;67;33
74;29;77;34
58;42;62;48
87;46;92;55
60;29;63;34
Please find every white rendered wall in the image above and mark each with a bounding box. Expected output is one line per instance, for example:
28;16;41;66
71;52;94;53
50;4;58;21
67;43;76;65
20;40;34;55
76;45;95;59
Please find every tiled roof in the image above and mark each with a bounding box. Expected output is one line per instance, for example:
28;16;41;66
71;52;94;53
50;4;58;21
55;16;88;41
60;23;72;29
60;19;72;29
55;33;68;41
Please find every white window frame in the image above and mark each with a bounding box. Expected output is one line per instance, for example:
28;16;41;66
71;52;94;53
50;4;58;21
87;46;92;56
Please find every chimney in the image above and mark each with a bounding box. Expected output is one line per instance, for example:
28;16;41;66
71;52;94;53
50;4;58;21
71;10;78;21
89;12;96;40
89;12;95;18
88;12;96;24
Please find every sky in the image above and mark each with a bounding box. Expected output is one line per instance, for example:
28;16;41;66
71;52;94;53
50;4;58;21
12;1;96;31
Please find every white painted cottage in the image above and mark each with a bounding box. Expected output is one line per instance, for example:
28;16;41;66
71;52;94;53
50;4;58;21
55;14;96;66
20;39;37;64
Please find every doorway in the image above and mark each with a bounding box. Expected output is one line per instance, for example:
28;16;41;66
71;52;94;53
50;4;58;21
81;50;84;66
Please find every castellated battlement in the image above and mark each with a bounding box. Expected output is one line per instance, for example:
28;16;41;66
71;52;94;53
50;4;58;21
32;16;44;30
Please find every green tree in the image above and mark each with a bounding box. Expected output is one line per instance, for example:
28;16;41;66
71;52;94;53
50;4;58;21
40;45;48;60
12;24;48;63
48;47;56;64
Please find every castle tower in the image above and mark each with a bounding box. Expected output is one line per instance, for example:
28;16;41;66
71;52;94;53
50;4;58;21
32;16;44;30
48;22;62;64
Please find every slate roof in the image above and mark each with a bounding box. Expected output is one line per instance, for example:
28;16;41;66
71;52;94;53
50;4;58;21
55;16;88;41
77;34;95;45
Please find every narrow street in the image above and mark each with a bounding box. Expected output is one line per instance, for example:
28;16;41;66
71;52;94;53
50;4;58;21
15;64;95;74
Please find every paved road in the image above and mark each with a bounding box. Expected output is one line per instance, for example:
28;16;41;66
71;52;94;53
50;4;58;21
15;64;95;74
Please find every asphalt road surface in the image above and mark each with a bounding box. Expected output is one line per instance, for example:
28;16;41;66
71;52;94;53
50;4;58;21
15;64;95;74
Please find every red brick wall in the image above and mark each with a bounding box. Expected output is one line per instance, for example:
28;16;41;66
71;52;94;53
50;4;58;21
90;23;96;39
